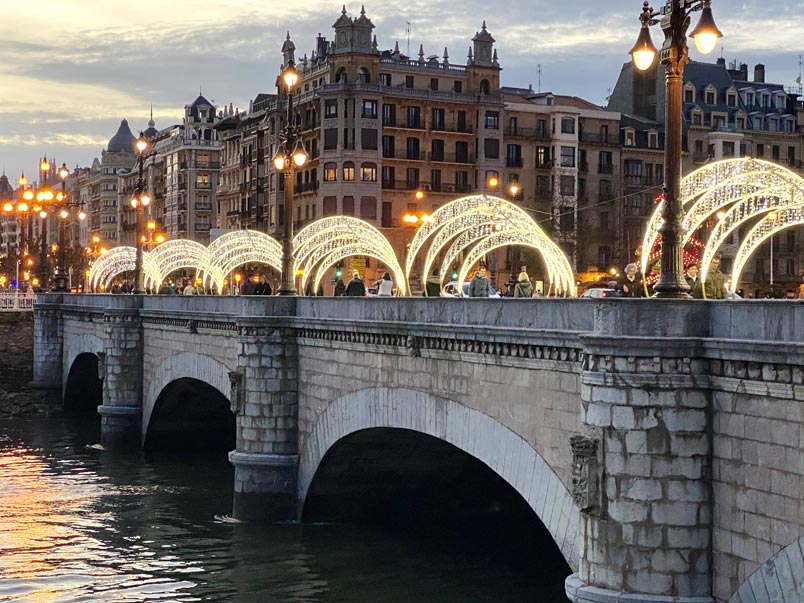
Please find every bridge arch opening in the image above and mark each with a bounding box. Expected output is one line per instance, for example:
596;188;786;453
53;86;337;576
144;378;234;454
63;353;103;418
303;427;571;594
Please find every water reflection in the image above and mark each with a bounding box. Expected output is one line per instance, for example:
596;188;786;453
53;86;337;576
0;417;567;602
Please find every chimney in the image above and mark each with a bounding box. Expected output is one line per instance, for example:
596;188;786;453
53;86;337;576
754;64;765;83
740;63;748;80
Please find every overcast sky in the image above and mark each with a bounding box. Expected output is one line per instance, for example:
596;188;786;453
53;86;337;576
1;0;802;185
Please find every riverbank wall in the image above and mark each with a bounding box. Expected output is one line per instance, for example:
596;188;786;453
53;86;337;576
0;312;49;416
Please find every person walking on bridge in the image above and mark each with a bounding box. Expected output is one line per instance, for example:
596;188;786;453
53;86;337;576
345;272;366;297
514;271;534;298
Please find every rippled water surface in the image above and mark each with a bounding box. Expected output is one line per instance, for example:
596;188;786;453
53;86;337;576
0;416;567;602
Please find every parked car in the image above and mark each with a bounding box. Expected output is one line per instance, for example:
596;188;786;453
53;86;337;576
441;281;501;298
579;288;622;299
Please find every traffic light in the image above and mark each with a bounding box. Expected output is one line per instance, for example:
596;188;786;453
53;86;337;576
451;270;458;281
334;263;343;278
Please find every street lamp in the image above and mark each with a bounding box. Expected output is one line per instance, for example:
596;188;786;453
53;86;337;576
131;132;150;294
52;163;86;291
273;43;309;295
630;0;722;298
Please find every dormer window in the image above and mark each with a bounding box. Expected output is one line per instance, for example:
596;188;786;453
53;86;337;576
624;129;635;146
727;93;737;107
705;91;715;105
684;83;695;103
746;92;755;106
648;131;658;149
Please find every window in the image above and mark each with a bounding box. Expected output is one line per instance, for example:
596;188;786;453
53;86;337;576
560;146;575;168
406;137;420;160
772;145;780;160
624;159;642;185
455;141;469;163
788;146;796;165
648;132;658;148
430;78;439;91
484;138;499;159
362;100;377;119
343;162;355;181
361;128;377;150
453;81;463;93
379;73;392;86
705;91;715;105
559;208;574;232
600;180;611;201
383;103;396;127
684;89;694;103
600;211;609;230
485;111;499;129
560;175;575;196
381;166;395;187
407;106;421;128
382;135;395;158
756;143;764;157
406;168;420;189
507;144;522;167
325;100;338;118
405;75;414;89
727;93;737;107
361;163;377;182
324;162;337;181
431;108;445;130
457;111;468;132
431;139;444;162
599;151;613;173
536;146;551;168
431;169;442;192
360;197;377;220
324;128;338;150
323;197;337;217
343;196;354;216
561;117;575;134
455;171;469;193
536;175;550;195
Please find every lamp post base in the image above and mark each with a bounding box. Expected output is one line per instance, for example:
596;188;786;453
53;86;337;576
52;271;69;292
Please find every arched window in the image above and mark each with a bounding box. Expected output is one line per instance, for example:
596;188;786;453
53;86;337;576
480;79;490;95
360;162;377;182
336;68;347;83
324;162;337;182
343;161;355;181
358;67;371;83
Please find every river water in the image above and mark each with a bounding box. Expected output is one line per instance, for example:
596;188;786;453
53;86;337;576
0;416;569;603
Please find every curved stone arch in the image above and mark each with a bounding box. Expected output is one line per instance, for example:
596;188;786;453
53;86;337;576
730;536;804;603
298;386;579;570
142;352;233;444
62;332;105;396
732;207;804;290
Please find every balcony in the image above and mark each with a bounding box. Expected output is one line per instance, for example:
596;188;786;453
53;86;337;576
294;181;320;194
506;157;523;168
196;182;212;190
598;164;614;174
503;127;550;140
195;203;213;211
177;182;187;191
580;133;620;146
195;223;211;231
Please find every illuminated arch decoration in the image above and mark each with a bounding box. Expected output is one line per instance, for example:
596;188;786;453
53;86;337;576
406;195;575;297
204;230;281;291
640;158;804;279
88;246;160;292
293;216;407;295
731;207;804;290
144;239;211;290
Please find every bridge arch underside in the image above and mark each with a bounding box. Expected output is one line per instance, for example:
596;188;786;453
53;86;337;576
144;377;234;453
299;387;579;571
63;352;102;418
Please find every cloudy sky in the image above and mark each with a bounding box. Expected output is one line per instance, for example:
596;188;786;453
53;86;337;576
1;0;801;185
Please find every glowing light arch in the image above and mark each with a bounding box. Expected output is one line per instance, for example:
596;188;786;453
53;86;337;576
406;195;574;296
640;158;802;278
88;247;159;292
144;240;211;290
731;207;804;290
293;216;407;295
310;244;407;296
204;230;281;291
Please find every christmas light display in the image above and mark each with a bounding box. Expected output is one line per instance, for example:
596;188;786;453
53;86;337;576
731;207;804;290
143;239;212;290
407;194;574;295
203;230;282;291
293;216;406;295
309;244;407;296
641;158;804;282
88;246;160;292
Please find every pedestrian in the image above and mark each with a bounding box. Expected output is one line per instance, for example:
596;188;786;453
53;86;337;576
514;271;534;298
685;263;703;299
617;263;646;298
333;277;346;297
121;280;132;294
158;282;172;295
183;280;197;295
195;280;206;295
468;269;489;297
345;271;366;297
704;256;726;299
424;269;442;297
375;272;393;296
260;276;272;296
241;274;257;295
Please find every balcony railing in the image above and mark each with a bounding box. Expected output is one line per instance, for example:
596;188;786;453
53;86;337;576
580;133;620;145
503;127;550;140
598;164;614;174
506;157;523;168
195;223;211;231
195;203;213;211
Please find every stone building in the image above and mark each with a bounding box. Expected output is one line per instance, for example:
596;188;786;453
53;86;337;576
0;172;18;257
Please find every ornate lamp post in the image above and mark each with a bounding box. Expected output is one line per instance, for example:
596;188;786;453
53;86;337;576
272;36;309;296
131;132;150;294
630;0;722;298
52;163;87;291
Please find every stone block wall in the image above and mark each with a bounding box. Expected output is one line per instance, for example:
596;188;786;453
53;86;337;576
0;312;42;415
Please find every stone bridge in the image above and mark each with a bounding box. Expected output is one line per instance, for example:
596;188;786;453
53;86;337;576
32;294;804;603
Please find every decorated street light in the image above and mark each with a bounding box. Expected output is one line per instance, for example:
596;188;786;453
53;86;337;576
52;163;87;291
630;0;722;298
131;132;151;294
273;33;309;295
